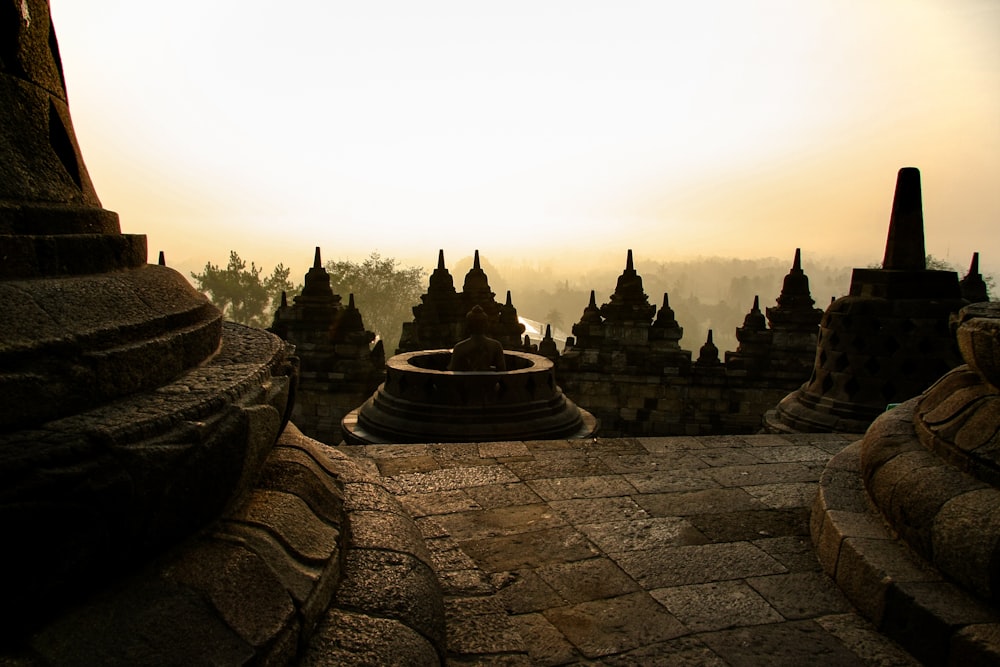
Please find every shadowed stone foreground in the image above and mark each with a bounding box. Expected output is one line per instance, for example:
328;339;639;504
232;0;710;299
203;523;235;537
344;434;926;665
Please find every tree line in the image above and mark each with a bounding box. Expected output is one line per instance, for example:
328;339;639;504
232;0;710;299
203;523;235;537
191;251;424;352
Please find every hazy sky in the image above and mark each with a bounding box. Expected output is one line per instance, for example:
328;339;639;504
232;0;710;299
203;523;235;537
50;1;999;280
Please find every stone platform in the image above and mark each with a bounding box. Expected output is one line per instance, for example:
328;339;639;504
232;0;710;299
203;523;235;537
341;434;927;665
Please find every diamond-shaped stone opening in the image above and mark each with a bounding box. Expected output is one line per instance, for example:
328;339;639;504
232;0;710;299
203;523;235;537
821;373;835;394
845;376;861;398
864;356;881;375
884;337;901;355
835;354;850;372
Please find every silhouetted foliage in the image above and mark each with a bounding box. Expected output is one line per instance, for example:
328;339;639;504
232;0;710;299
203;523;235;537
325;252;426;352
191;251;293;328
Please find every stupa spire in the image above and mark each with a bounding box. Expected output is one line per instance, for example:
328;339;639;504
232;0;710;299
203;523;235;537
882;167;926;271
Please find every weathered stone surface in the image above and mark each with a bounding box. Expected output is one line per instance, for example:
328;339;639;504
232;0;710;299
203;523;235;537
300;609;440;667
698;620;867;666
544;592;686;659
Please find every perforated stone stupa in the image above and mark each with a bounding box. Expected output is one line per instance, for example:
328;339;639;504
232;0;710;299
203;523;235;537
767;168;969;434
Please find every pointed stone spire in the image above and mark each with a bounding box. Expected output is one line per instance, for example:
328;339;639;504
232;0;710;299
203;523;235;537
579;289;603;324
882;167;926;271
157;251;166;266
280;291;288;307
299;246;338;301
437;248;445;270
742;295;767;330
335;292;365;337
960;252;989;303
505;290;513;307
462;249;494;306
538;323;559;359
696;330;721;366
601;250;655;324
653;292;680;329
767;249;822;333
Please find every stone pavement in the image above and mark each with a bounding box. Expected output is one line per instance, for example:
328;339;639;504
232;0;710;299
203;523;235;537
341;434;921;666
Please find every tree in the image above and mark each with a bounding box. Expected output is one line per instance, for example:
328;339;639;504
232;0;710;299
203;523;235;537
191;251;293;328
325;252;426;351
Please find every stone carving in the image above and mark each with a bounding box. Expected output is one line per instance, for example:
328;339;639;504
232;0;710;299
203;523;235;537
448;305;506;371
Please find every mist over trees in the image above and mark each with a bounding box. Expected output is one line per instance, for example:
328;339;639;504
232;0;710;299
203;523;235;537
191;250;989;358
324;253;425;352
469;255;854;354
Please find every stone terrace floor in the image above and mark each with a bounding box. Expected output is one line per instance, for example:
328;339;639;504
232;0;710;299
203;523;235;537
340;434;921;666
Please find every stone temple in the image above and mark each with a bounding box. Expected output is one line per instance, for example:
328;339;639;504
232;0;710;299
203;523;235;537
2;3;999;664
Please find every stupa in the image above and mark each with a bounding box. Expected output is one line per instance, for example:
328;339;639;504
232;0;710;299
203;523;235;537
766;168;968;433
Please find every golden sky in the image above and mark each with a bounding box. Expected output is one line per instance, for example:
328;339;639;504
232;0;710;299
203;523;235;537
50;1;1000;280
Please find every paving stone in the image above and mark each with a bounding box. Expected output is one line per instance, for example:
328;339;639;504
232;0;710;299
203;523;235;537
707;461;822;487
534;557;640;603
744;481;818;509
428;442;500;468
635;487;768;517
444;596;525;655
638;436;707;453
694;447;763;466
611;541;786;588
505;452;614;480
436;568;495;597
813;613;920;666
509;612;578;666
686;507;810;542
549;495;649;525
543;592;686;659
496;569;568;614
466;482;544;509
399;489;481;518
622;468;720;494
595;636;729;666
597;452;706;474
376;454;441;476
746;571;852;620
527;474;637;500
576;516;709;553
749;445;832;463
478;441;532;459
752;536;823;573
434;503;566;541
461;526;599;572
697;619;866;667
384;464;520;494
650;580;783;632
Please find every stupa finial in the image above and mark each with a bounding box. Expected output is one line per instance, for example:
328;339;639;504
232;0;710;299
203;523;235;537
882;167;926;271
